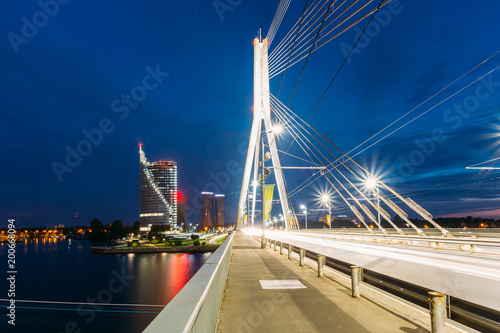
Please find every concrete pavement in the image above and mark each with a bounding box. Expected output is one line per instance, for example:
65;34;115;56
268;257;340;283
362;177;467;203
216;232;473;333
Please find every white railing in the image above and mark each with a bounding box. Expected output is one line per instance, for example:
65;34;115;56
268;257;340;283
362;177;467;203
143;233;234;333
290;229;500;254
298;227;500;234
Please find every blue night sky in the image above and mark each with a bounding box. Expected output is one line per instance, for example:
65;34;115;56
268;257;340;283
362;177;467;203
2;0;500;228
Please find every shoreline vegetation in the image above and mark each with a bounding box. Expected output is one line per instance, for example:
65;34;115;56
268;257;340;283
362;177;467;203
91;234;229;254
90;245;220;254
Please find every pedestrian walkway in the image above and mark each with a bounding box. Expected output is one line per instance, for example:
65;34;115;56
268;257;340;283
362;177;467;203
216;232;470;333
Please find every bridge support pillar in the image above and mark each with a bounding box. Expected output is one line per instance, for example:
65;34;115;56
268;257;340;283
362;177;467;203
274;241;278;251
288;245;293;259
351;266;361;298
317;255;325;277
299;249;306;266
428;291;446;333
237;38;297;230
279;242;284;255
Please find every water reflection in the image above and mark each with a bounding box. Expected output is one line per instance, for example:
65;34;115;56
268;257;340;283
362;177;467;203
0;240;210;333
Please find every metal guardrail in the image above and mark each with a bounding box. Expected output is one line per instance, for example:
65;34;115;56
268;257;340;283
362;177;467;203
143;233;234;333
296;232;500;254
263;236;500;333
299;227;500;235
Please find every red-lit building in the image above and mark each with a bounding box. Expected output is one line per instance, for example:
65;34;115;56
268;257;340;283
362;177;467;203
177;192;187;230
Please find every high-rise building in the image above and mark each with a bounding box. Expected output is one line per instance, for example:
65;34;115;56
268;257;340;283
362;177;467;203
215;194;225;227
177;193;187;230
139;144;177;231
201;192;214;229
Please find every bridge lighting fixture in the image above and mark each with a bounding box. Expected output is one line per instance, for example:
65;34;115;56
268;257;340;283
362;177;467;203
320;195;332;231
300;205;308;230
321;194;330;204
272;124;283;134
365;177;377;189
365;177;382;232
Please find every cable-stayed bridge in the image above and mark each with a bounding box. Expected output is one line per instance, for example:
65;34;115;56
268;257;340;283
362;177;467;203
144;1;500;332
235;0;474;239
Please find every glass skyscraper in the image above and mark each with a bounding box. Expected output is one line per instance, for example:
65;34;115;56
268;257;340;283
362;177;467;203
139;144;177;230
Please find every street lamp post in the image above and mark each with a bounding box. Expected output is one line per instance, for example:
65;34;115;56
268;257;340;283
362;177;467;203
300;205;307;230
247;189;250;228
249;180;258;227
375;186;380;231
366;178;381;232
260;125;282;248
260;132;266;248
328;203;331;231
321;195;331;231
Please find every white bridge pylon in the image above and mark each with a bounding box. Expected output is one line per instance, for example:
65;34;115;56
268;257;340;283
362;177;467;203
236;37;298;231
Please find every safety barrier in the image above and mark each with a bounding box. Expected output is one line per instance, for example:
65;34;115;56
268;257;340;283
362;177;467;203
143;233;234;333
262;236;500;333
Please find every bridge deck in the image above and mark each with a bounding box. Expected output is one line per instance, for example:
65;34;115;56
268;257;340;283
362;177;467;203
216;232;468;333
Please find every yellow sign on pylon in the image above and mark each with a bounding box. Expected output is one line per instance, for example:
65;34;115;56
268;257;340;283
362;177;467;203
264;185;275;220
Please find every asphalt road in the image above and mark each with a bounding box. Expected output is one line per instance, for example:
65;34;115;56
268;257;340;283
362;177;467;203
260;230;500;312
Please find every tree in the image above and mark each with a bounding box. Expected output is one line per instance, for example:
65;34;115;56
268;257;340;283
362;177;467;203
109;220;126;239
148;224;169;241
132;221;140;235
392;215;403;227
88;219;107;241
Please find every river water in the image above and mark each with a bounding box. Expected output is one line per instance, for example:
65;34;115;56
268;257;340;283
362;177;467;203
1;238;211;332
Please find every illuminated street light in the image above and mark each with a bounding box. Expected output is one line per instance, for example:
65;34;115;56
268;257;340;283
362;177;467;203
300;205;307;230
272;123;283;134
366;177;381;232
366;177;377;189
321;195;332;231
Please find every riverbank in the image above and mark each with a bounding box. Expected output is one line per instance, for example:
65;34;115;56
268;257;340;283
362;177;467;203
90;245;219;254
0;239;210;332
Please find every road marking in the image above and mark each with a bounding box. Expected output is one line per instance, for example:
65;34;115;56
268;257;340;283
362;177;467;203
259;279;307;289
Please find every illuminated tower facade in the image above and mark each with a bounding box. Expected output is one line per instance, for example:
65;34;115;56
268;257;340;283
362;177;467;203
201;192;214;229
177;193;187;230
139;144;177;230
215;194;225;227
